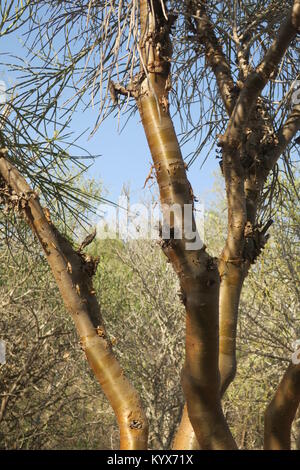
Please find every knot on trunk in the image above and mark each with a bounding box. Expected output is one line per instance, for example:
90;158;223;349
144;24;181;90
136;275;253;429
79;253;100;278
0;177;37;215
108;72;145;103
243;219;273;263
129;419;143;430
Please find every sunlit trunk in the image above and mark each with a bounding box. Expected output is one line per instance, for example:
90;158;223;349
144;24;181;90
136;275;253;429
172;404;199;450
137;0;236;449
218;262;245;394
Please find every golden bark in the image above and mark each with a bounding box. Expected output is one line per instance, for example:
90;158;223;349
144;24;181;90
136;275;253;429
136;0;236;450
0;150;148;450
218;262;245;395
172;404;199;450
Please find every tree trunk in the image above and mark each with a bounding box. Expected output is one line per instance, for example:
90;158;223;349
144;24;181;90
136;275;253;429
218;261;245;394
136;0;237;450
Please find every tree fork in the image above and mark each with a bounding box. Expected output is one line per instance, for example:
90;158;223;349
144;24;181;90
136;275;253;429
172;0;300;448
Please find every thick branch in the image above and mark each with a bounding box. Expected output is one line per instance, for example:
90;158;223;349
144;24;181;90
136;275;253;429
216;3;300;397
0;151;148;450
263;103;300;177
218;260;245;395
265;363;300;450
171;1;299;450
138;0;236;450
193;0;236;115
220;0;300;250
225;0;300;145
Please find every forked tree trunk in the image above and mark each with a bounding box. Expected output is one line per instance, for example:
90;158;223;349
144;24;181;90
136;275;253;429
173;261;245;450
137;71;236;450
0;150;148;450
172;0;300;449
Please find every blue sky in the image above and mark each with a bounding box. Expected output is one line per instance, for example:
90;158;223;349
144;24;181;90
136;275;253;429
1;18;220;210
76;105;219;204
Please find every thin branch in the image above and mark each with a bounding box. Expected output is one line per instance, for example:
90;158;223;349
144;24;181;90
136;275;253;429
193;0;237;115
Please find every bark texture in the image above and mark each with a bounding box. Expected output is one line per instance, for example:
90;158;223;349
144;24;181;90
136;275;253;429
135;0;236;450
172;0;300;448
